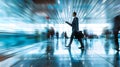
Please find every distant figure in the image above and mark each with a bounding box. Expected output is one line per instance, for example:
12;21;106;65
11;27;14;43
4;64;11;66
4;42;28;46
61;32;65;38
50;27;55;38
64;32;68;39
35;29;40;42
65;12;84;49
56;32;59;39
113;15;120;51
83;29;88;42
103;27;111;40
47;27;55;39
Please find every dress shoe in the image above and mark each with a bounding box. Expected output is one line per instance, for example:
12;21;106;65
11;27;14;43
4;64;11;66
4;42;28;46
78;47;84;49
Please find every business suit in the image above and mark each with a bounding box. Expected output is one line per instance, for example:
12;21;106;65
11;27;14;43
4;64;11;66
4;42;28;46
66;17;84;48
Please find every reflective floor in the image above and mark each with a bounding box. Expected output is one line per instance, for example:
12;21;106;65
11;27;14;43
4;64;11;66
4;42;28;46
0;38;120;67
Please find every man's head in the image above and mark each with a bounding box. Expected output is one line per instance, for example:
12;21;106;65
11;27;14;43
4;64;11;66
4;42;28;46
73;12;77;17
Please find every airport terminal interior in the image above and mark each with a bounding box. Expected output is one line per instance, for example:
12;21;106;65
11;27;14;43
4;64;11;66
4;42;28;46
0;0;120;67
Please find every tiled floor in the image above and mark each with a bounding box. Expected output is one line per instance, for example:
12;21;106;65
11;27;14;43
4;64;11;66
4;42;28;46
0;38;120;67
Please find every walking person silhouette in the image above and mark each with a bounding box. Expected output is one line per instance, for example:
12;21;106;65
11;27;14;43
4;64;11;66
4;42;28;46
65;12;84;49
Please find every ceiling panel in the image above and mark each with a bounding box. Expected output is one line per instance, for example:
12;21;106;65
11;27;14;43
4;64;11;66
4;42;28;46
0;0;120;24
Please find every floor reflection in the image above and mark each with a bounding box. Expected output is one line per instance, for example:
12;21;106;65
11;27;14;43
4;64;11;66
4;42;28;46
0;38;119;67
104;39;111;55
46;40;54;60
113;52;120;67
68;48;84;67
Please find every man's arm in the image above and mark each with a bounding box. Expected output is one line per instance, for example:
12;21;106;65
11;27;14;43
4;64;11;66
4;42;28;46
65;21;72;26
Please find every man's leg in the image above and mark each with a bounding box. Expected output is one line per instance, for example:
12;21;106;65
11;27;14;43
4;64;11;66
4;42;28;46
78;38;84;49
66;32;74;47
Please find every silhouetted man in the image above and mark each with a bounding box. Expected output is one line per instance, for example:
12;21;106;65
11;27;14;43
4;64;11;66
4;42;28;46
65;12;84;49
113;15;120;51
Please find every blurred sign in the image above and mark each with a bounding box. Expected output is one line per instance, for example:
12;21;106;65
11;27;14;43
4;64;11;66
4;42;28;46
46;16;50;20
32;0;56;4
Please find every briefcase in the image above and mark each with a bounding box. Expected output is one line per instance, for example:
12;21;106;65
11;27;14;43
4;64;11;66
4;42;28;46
75;31;84;39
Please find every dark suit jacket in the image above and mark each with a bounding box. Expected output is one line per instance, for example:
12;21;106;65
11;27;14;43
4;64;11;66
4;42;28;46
66;17;79;32
72;17;79;32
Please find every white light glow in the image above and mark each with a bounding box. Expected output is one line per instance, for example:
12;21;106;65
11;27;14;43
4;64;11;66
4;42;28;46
54;50;68;55
58;0;60;4
27;49;40;54
102;0;107;4
36;12;47;16
0;23;48;34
